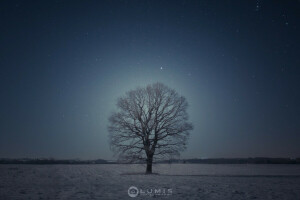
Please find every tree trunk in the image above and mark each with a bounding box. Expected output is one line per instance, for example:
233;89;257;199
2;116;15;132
146;154;153;174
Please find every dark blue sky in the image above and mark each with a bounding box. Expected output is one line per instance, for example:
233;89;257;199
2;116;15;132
0;0;299;159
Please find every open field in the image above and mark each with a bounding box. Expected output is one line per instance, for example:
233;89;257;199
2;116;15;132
0;164;300;199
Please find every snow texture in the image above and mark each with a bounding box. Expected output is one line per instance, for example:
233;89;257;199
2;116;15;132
0;164;300;199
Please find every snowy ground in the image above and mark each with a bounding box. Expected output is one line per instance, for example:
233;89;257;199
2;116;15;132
0;164;300;199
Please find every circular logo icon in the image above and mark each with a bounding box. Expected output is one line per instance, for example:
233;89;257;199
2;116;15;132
128;186;139;198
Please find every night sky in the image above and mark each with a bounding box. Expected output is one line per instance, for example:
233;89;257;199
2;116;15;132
0;0;299;159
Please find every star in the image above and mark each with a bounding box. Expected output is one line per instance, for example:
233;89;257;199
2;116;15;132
160;67;163;70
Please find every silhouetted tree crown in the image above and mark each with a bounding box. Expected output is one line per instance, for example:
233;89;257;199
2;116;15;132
108;82;193;173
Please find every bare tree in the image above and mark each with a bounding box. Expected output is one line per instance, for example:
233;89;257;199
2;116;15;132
108;83;193;173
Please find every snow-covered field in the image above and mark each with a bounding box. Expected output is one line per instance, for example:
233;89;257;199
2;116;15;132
0;164;300;199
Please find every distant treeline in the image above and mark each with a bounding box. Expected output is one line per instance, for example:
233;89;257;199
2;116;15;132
1;157;300;164
0;158;112;164
160;158;300;164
